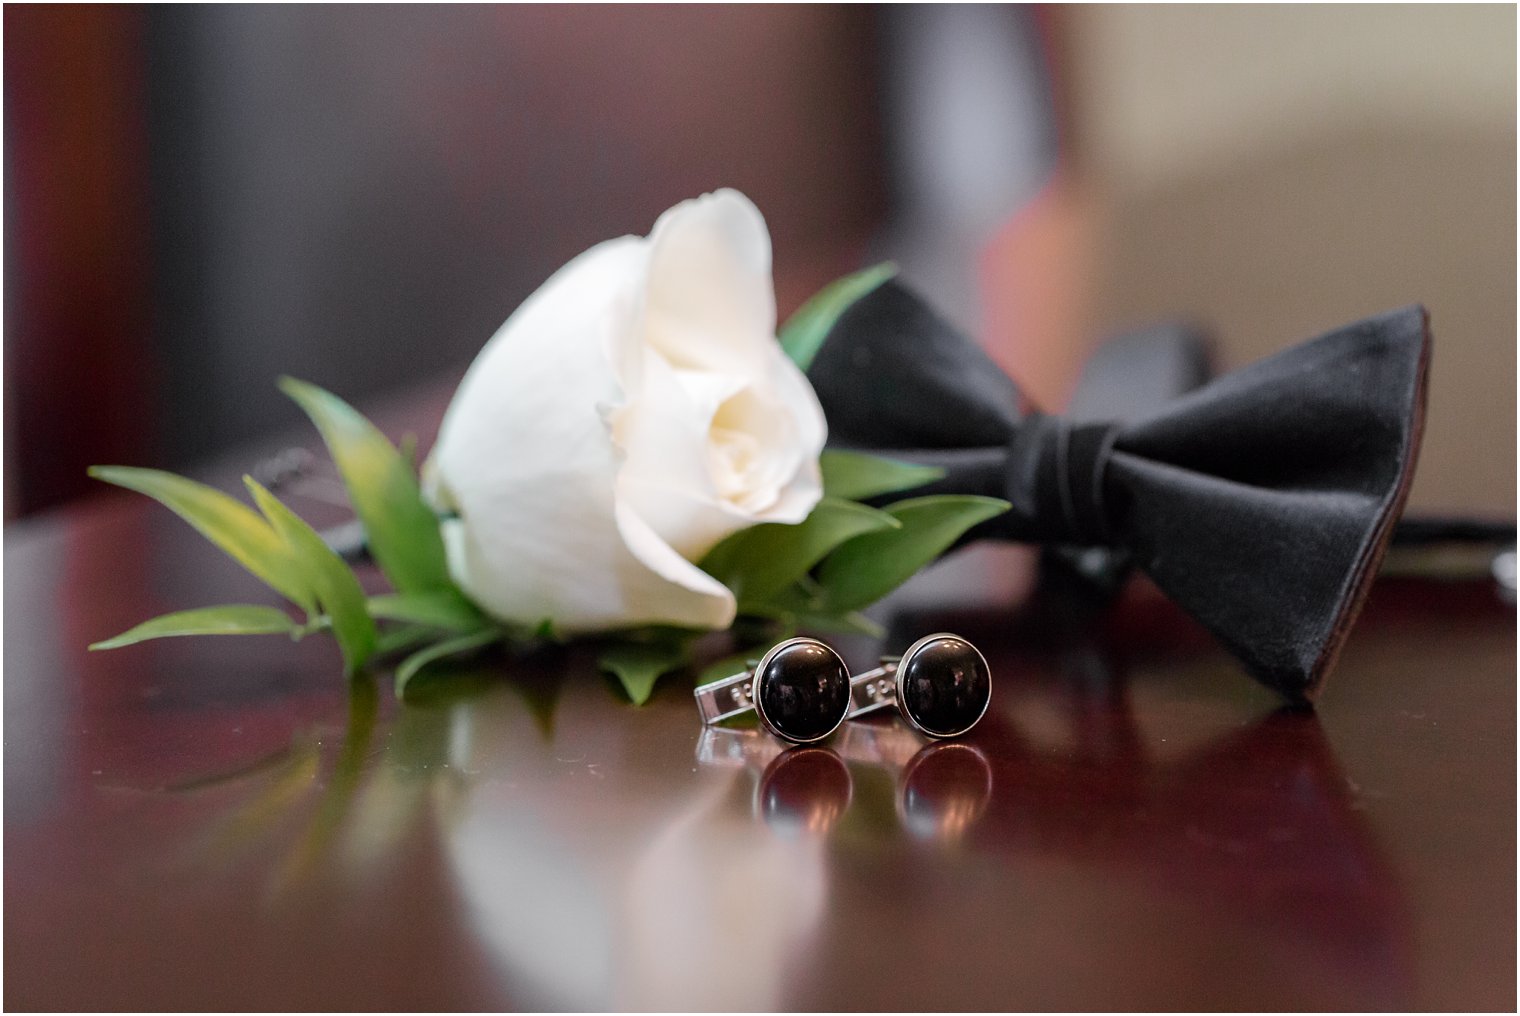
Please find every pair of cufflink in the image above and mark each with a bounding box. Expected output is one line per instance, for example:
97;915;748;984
693;632;991;744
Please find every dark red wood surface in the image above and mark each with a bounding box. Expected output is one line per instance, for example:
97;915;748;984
4;387;1514;1010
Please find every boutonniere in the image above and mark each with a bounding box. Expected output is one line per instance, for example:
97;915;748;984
90;190;1007;702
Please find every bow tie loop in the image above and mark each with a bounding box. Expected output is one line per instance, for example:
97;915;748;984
1018;414;1121;547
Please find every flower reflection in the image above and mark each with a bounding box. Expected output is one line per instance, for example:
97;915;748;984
436;669;834;1010
618;776;828;1009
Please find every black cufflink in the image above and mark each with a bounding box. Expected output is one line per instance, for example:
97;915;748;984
693;636;852;744
849;632;991;738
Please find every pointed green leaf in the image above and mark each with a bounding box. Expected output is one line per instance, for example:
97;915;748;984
399;433;420;473
90;605;300;650
279;377;452;595
366;591;489;633
792;609;885;638
699;496;899;608
741;585;885;638
696;649;767;689
815;495;1011;612
820;449;945;502
599;640;692;706
88;466;316;614
374;623;439;658
246;478;377;676
779;262;897;370
395;629;502;697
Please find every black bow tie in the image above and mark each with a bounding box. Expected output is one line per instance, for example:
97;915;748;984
805;280;1431;701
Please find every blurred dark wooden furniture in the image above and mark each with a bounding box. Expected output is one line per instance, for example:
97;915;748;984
3;5;891;517
4;385;1514;1011
4;5;156;517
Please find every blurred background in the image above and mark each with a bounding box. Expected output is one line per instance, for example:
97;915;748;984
6;4;1515;520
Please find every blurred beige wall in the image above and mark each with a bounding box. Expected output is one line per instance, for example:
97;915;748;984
1067;4;1515;515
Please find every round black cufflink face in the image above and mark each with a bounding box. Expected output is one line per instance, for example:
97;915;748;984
693;636;852;745
751;637;853;744
895;633;992;738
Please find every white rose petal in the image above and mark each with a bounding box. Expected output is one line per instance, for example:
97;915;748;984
427;189;827;633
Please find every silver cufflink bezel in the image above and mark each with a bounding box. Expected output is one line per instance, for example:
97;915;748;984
693;636;852;745
848;631;991;739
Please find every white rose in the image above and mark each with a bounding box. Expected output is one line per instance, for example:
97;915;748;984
426;189;827;633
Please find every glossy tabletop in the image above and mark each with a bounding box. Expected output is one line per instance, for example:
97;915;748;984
5;396;1515;1011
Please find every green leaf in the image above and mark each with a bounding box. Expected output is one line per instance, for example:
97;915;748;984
779;262;897;371
741;585;885;638
814;494;1011;612
395;629;502;697
696;649;765;689
246;478;377;676
599;640;693;706
820;449;945;502
399;433;420;473
699;496;899;608
793;609;885;638
90;605;300;650
366;592;489;633
373;623;439;658
88;466;316;614
278;377;452;595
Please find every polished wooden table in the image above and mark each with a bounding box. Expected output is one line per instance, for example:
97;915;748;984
5;390;1515;1011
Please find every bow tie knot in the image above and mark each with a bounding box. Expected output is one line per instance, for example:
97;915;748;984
1018;414;1120;547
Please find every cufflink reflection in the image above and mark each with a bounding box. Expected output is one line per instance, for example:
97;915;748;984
896;742;993;841
755;748;853;837
695;720;992;841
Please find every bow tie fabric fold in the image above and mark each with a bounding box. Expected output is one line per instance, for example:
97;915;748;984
806;281;1431;701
